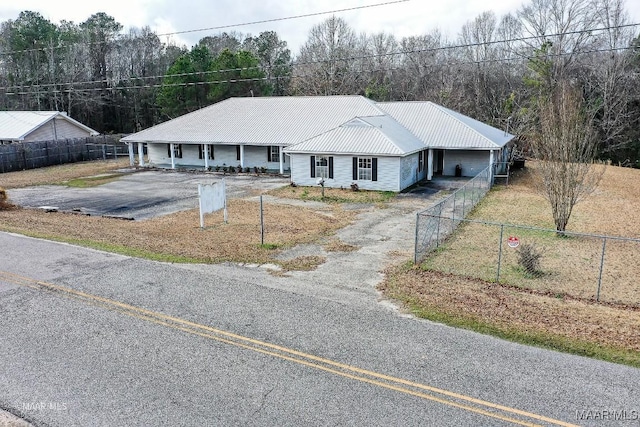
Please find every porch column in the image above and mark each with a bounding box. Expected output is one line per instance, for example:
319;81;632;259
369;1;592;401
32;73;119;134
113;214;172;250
170;143;175;169
239;145;245;168
137;142;145;167
204;144;209;169
279;147;284;174
427;149;434;181
489;150;495;183
127;143;135;166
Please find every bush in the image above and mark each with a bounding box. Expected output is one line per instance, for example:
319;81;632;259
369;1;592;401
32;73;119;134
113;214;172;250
517;243;543;276
0;187;16;210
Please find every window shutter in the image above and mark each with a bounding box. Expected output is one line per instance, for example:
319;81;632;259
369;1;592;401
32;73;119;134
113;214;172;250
236;145;241;161
372;157;378;181
267;146;271;161
167;144;171;158
352;157;358;181
328;156;334;179
198;145;203;160
310;155;316;178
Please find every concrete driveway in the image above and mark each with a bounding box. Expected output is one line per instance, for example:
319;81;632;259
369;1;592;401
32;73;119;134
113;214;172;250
7;170;290;220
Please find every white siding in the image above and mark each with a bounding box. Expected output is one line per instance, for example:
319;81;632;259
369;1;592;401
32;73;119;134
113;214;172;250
24;118;93;142
290;154;402;192
400;153;421;190
146;143;290;170
444;150;490;177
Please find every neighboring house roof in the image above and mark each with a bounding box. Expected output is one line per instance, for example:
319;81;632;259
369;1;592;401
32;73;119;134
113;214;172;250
121;96;385;145
377;101;513;150
0;111;99;141
284;116;426;156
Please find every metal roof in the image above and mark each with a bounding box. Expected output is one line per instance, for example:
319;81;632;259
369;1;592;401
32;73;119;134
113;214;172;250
377;101;514;150
121;96;514;155
0;111;99;141
121;96;385;145
284;116;426;156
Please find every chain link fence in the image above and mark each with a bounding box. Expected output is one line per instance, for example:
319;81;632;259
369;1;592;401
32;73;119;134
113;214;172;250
416;215;640;306
0;136;129;173
414;166;492;263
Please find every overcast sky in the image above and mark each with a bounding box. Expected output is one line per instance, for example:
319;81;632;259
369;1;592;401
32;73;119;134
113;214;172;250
1;0;639;53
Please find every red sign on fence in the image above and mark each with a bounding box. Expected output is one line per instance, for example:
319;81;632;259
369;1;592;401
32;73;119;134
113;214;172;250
507;236;520;248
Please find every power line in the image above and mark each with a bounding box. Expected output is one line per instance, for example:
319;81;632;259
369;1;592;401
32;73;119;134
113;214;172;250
3;45;635;97
158;0;410;37
0;0;410;57
1;22;637;92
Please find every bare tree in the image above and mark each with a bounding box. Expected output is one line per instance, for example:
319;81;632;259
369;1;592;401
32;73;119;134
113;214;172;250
531;81;603;232
293;16;362;95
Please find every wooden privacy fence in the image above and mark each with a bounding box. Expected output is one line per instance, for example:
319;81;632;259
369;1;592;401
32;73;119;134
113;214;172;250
0;136;131;173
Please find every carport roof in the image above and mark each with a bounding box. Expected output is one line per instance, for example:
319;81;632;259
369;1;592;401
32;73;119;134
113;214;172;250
377;101;514;149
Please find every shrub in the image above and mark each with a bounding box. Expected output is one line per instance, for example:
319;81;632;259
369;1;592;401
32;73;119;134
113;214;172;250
517;243;543;276
0;187;16;210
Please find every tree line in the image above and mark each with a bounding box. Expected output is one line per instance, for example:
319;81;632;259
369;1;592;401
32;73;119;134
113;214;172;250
0;0;639;164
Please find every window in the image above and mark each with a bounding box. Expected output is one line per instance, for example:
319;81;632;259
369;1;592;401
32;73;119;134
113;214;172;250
268;146;280;162
167;143;182;159
358;157;372;180
315;156;329;178
352;157;377;181
418;151;424;172
198;144;214;160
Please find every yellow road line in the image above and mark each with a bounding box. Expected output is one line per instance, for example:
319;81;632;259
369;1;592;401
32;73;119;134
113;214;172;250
0;270;578;427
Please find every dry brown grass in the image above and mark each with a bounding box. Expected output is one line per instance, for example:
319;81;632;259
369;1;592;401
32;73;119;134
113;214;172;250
0;199;354;265
0;159;131;189
381;267;640;356
381;162;640;361
268;185;396;203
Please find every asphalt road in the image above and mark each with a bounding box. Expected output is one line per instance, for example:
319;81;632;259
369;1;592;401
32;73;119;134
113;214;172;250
1;232;639;426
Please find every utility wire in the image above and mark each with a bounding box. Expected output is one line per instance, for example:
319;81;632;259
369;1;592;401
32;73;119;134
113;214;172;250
4;45;635;96
0;0;410;57
0;22;637;92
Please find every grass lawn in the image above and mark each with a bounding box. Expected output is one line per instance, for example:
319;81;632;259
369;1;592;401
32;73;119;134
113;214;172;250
0;160;356;270
380;162;640;367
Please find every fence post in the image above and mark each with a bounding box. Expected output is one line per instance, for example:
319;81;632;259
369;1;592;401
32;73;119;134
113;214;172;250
102;144;106;160
260;195;265;245
436;205;442;248
496;224;504;282
596;237;607;301
462;186;467;216
414;213;420;264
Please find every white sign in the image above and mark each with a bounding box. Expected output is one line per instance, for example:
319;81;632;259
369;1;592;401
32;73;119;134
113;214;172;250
198;180;227;227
